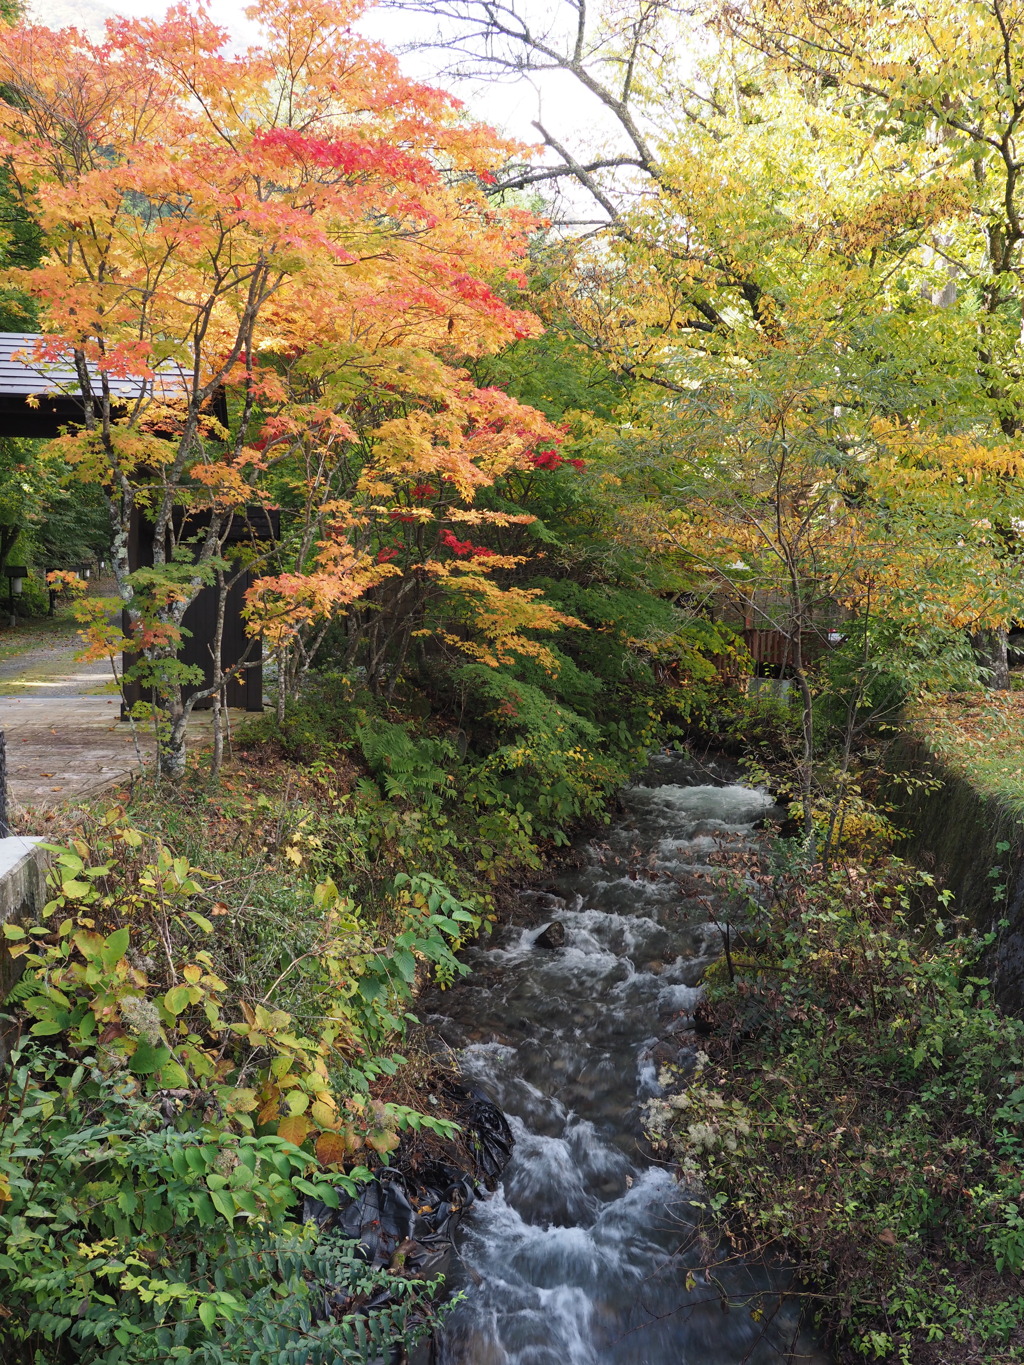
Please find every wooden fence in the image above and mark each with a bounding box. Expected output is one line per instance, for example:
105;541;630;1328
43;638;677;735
741;628;834;670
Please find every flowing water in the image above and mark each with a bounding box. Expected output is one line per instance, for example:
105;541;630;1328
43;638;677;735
425;751;830;1365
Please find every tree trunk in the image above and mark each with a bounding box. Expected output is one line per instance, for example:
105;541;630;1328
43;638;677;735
275;646;287;723
972;626;1010;689
211;685;224;777
793;665;816;842
162;710;189;780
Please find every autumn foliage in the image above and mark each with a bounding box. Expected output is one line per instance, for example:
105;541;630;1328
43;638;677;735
0;0;574;771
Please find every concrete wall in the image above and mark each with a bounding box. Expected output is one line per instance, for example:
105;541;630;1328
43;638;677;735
891;735;1024;1016
0;836;51;1055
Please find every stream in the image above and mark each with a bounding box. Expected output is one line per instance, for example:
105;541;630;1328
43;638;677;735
424;751;830;1365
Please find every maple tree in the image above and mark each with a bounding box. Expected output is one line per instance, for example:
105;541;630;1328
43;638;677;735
0;0;569;775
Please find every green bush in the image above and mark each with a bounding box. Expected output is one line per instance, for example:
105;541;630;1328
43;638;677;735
648;863;1024;1364
0;1049;444;1365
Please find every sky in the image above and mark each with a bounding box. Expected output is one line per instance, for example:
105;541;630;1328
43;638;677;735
25;0;631;228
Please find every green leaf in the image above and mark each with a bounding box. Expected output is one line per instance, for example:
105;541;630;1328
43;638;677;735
117;1189;139;1216
159;1059;191;1088
186;1146;212;1174
198;1301;218;1330
210;1190;236;1224
101;926;130;967
192;1192;217;1226
233;1189;260;1218
164;985;191;1016
129;1042;170;1076
393;949;417;983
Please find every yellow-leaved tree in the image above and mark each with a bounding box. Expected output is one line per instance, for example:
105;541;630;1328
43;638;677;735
405;0;1024;828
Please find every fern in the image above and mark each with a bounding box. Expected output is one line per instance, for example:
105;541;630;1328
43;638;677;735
357;719;458;811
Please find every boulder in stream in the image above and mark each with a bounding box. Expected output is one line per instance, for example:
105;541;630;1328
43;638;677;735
534;920;566;949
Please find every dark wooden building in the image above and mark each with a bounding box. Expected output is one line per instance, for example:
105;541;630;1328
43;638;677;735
0;332;271;712
121;506;279;713
0;332;193;436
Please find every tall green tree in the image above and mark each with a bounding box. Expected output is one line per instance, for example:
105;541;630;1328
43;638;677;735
396;0;1024;820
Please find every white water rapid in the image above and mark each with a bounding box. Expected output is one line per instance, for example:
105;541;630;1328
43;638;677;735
425;752;832;1365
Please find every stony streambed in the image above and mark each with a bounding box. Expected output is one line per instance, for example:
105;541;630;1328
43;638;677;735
421;751;831;1365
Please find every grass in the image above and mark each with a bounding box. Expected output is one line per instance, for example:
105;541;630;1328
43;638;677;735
912;684;1024;815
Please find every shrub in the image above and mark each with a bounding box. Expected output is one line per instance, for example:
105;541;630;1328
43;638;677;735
647;863;1024;1364
0;1049;444;1365
4;816;467;1162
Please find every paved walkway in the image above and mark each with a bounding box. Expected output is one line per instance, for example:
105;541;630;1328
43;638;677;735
4;695;149;811
0;619;229;816
0;695;224;816
0;646;111;697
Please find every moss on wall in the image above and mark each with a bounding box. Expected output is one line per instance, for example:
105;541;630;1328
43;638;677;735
890;733;1024;1015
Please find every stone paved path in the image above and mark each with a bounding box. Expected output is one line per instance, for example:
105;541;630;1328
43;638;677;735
1;695;220;816
3;695;147;812
0;620;223;817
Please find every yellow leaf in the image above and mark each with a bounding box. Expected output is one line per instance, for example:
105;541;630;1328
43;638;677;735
340;1125;364;1152
257;1097;281;1126
277;1115;313;1146
310;1100;338;1129
315;1132;348;1166
367;1128;400;1156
